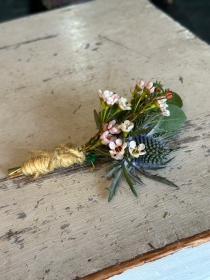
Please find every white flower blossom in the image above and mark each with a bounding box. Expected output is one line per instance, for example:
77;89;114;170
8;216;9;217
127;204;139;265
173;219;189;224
118;97;132;110
129;141;146;158
98;90;119;106
157;98;167;108
98;89;103;99
157;98;170;116
118;120;134;133
109;139;127;160
161;109;170;116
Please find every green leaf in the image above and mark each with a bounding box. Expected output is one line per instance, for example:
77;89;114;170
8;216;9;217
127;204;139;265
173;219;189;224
146;116;164;136
129;171;144;185
130;128;152;137
94;148;110;157
167;92;183;108
154;81;164;89
93;109;101;130
155;104;186;133
108;169;122;202
141;169;179;189
122;163;138;197
103;165;121;178
125;158;143;184
132;113;161;136
104;104;120;122
141;114;160;129
157;130;179;141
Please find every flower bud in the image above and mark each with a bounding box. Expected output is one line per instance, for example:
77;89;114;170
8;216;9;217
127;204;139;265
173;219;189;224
166;91;173;99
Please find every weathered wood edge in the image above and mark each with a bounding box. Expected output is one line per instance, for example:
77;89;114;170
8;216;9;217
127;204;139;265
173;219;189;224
78;229;210;280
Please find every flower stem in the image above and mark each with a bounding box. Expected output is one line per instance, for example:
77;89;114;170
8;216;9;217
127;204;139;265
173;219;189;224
102;106;110;123
106;108;121;122
131;98;156;122
83;131;101;151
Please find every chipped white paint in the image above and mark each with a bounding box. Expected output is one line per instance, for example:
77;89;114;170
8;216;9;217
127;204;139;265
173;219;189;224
109;242;210;280
0;0;210;279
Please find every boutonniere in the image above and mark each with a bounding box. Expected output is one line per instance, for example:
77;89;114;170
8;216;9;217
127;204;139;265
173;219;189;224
8;78;186;201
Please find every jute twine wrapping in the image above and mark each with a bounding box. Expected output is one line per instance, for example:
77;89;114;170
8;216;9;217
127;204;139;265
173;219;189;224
20;143;85;178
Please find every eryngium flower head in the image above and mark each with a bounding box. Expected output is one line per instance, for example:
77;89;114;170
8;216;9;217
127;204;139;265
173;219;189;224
127;134;170;168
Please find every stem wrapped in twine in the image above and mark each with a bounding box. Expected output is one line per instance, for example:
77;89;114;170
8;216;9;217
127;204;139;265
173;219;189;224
8;143;86;179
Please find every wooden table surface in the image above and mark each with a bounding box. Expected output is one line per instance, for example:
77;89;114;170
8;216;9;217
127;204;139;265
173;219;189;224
0;0;210;279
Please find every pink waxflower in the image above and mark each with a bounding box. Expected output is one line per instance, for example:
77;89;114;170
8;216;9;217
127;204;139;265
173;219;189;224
109;139;127;160
100;131;111;145
103;122;109;131
108;120;121;134
145;81;155;93
100;131;117;145
136;78;145;90
136;79;155;94
98;90;119;106
103;120;121;134
130;87;135;94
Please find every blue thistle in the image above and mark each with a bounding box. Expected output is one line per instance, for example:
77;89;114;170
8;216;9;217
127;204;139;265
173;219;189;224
127;134;171;169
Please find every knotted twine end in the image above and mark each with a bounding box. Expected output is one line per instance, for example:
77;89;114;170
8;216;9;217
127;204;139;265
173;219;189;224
8;143;85;179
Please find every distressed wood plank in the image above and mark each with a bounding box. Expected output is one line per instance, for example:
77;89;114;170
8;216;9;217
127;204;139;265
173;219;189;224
0;113;210;279
0;0;210;279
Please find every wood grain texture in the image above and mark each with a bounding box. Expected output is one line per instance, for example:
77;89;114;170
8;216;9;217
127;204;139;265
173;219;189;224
0;0;210;279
